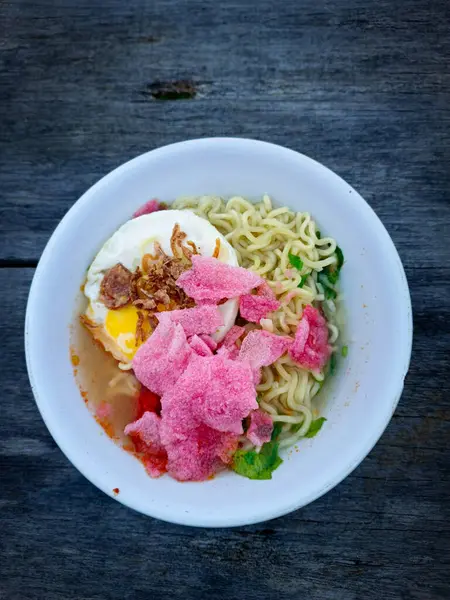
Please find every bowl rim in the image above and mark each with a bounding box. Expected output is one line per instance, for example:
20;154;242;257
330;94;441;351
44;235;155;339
25;137;413;527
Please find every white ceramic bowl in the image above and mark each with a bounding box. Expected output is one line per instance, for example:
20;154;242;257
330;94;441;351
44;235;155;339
25;138;412;527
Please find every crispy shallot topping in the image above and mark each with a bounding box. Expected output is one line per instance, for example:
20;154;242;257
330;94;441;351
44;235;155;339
154;290;170;305
212;238;221;259
187;240;199;254
99;263;133;309
170;223;187;259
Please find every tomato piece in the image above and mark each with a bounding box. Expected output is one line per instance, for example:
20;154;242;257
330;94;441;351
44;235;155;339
136;387;161;418
142;453;168;477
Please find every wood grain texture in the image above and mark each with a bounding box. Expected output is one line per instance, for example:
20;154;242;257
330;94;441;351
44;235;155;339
1;271;449;600
1;0;450;264
1;0;449;598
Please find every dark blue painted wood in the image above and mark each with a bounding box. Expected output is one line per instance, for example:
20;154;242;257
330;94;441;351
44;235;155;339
1;1;449;598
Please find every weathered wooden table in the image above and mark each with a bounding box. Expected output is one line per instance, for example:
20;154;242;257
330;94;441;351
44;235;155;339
1;0;449;598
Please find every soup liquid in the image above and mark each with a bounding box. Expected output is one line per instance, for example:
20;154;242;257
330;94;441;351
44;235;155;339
72;320;139;444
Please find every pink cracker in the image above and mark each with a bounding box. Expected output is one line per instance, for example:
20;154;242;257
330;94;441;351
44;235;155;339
159;353;257;480
194;356;257;434
198;334;217;351
239;330;292;370
239;330;292;383
189;335;214;357
164;426;238;481
289;305;331;370
158;356;205;440
257;281;277;300
247;409;274;446
133;198;164;218
156;305;223;337
132;320;193;396
216;345;240;360
176;255;263;304
221;325;245;349
161;354;257;436
239;294;280;323
124;411;164;452
143;460;166;478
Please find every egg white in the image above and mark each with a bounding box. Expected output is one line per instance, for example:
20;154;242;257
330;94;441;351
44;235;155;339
83;210;239;362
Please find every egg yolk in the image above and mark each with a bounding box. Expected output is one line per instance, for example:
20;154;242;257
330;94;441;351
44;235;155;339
105;305;140;357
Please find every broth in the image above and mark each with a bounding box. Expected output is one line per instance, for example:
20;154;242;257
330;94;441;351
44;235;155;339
72;319;139;444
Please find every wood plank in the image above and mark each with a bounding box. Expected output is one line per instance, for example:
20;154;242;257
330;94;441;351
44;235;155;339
1;0;449;263
1;268;449;599
1;0;450;597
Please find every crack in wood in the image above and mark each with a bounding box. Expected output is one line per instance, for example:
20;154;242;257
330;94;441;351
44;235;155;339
143;79;198;100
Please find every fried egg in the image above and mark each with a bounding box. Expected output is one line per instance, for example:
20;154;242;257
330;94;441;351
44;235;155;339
83;210;239;363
